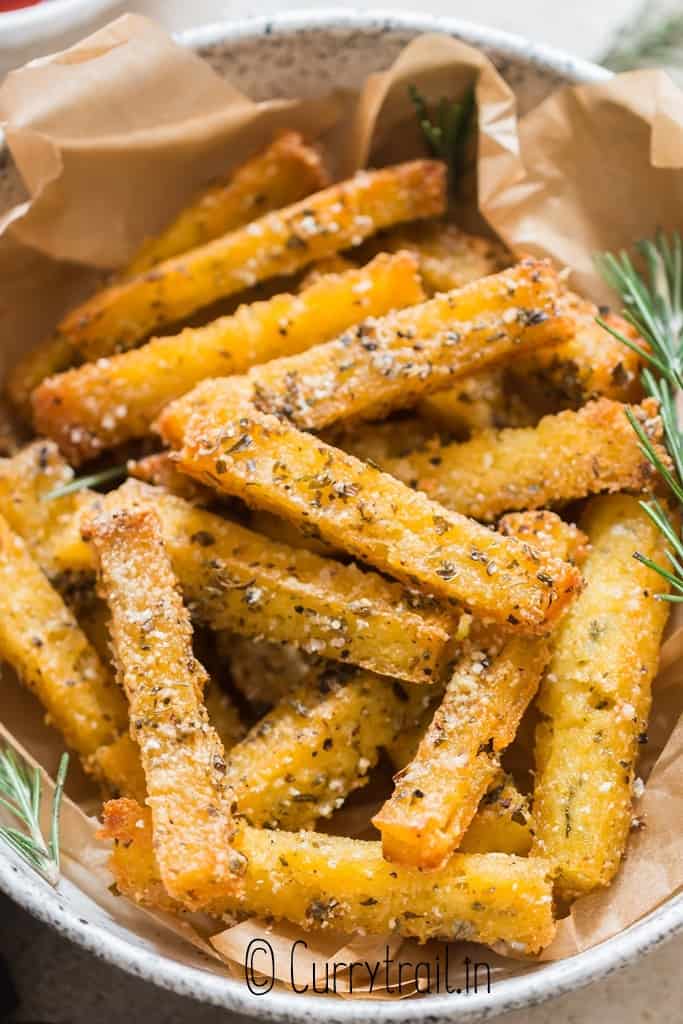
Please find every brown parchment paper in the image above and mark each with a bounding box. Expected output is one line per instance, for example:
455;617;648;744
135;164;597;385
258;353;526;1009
1;11;683;998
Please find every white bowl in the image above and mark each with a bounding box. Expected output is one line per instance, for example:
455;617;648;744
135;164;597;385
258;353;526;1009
1;9;682;1022
0;0;118;48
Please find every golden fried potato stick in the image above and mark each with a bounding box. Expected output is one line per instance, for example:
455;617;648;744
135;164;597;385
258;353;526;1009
167;396;582;633
160;259;572;441
83;497;243;909
34;253;423;464
380;398;666;522
124;133;329;276
460;774;533;856
48;161;445;363
356;219;511;295
511;296;643;410
531;495;670;900
68;479;456;684
101;799;556;952
0;513;127;759
225;664;433;830
373;512;587;868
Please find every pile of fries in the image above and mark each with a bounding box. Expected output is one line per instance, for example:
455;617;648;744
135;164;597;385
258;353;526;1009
0;132;672;958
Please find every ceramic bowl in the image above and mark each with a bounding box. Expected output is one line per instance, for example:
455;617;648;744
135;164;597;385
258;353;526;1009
1;10;682;1022
0;0;118;49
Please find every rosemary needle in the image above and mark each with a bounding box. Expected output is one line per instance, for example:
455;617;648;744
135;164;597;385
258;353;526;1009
409;84;475;192
597;230;683;599
0;747;69;885
42;463;127;501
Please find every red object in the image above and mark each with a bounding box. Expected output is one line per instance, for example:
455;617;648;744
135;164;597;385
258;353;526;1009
0;0;43;10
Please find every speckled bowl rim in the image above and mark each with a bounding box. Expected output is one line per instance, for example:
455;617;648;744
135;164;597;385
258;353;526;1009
1;9;682;1022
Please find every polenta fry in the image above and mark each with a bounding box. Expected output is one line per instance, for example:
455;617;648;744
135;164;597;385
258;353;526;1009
355;219;511;295
101;798;556;952
373;512;586;868
459;774;533;856
95;642;419;831
0;440;83;578
511;296;643;410
205;678;246;751
34;253;423;463
324;416;439;468
225;663;433;830
52;161;446;362
159;259;572;440
247;507;341;557
92;677;244;803
374;631;550;868
74;479;458;684
124;133;329;276
168;400;582;633
83;496;243;909
6;333;81;422
498;510;589;566
531;495;670;900
379;398;666;521
384;693;443;772
128;452;214;504
299;254;358;287
419;369;538;437
421;297;642;435
91;734;148;803
0;440;104;582
70;592;111;664
0;513;127;759
223;635;317;710
6;136;329;414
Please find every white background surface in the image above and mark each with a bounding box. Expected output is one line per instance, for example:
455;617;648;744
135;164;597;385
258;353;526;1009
0;1;682;1022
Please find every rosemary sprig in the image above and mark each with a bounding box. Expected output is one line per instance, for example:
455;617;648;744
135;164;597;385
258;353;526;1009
43;463;127;501
602;2;683;81
597;230;683;599
409;84;475;191
596;231;683;386
0;747;69;885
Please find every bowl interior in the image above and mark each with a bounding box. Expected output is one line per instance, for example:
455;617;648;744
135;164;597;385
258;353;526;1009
0;11;679;1024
